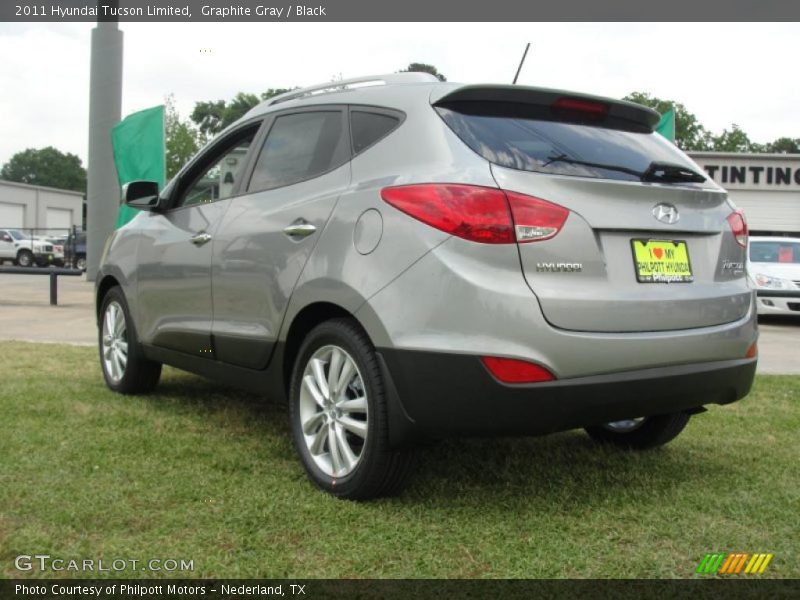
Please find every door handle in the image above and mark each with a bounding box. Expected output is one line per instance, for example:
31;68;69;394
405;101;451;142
190;231;212;246
283;220;317;239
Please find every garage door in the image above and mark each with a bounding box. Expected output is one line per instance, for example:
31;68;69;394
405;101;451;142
46;207;73;234
733;194;800;234
0;202;25;228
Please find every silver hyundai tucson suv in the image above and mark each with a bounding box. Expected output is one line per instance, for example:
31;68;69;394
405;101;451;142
96;73;758;500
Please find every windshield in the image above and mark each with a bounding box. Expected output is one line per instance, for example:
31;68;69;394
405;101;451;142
7;229;26;240
436;102;708;184
749;241;800;264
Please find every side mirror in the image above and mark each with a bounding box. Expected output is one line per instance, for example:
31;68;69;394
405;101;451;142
1;235;12;243
123;181;163;210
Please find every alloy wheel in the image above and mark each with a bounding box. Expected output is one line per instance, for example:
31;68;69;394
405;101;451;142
102;301;128;383
299;345;368;478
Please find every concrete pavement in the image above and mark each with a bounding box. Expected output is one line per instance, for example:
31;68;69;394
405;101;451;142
0;273;798;374
756;318;800;374
0;272;96;346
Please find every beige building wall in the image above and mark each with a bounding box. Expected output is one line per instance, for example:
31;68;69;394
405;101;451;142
688;152;800;234
0;179;84;232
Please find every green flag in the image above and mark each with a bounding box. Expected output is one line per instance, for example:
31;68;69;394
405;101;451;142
111;105;165;228
656;107;675;143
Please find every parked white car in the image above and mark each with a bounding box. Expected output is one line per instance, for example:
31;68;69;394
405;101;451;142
747;236;800;316
0;228;60;267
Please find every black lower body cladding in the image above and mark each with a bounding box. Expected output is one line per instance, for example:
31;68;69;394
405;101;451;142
378;349;757;439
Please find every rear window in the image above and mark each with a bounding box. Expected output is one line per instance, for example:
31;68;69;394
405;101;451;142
436;102;704;183
750;241;800;264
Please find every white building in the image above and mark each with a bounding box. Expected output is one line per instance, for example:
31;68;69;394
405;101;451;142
0;179;84;234
688;152;800;236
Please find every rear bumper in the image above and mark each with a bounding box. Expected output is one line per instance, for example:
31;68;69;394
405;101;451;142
379;349;757;440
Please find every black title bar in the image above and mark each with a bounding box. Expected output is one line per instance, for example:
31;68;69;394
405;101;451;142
4;579;800;599
3;0;800;22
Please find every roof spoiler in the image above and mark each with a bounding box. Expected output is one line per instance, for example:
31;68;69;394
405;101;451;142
432;85;661;133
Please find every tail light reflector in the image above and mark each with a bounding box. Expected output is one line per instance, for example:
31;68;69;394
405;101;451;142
380;184;569;244
727;209;748;248
481;356;556;384
745;342;757;359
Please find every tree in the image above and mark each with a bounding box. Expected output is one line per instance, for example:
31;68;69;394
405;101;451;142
711;124;754;153
190;89;292;138
623;92;711;151
400;62;447;81
765;137;800;154
164;95;201;179
1;146;86;193
189;99;226;140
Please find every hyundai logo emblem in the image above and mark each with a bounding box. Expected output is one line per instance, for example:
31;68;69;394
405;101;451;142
652;203;680;224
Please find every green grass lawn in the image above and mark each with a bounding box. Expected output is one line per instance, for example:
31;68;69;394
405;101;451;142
0;341;797;579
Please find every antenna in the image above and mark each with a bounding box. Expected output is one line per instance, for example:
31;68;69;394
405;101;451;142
512;43;531;85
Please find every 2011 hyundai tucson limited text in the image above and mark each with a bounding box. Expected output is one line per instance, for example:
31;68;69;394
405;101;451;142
96;73;758;499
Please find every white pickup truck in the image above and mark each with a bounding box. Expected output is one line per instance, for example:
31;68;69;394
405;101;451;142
0;228;63;267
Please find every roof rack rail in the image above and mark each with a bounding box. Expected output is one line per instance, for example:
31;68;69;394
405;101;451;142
268;72;439;106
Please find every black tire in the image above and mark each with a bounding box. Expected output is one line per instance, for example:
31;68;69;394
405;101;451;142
16;249;33;267
585;412;691;450
289;318;415;500
98;286;162;394
75;256;86;271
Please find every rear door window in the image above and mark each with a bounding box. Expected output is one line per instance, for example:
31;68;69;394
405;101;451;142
248;110;348;192
436;102;705;184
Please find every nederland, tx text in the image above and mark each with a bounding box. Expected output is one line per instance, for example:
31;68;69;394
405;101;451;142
202;5;327;17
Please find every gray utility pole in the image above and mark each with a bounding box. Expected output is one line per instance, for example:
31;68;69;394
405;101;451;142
86;14;123;281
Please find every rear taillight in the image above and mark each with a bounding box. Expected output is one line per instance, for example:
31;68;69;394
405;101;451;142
380;184;568;244
745;342;758;359
481;356;556;384
506;191;569;243
380;184;513;244
727;209;748;248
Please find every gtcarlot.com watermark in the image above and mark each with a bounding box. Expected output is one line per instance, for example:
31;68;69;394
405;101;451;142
15;554;194;573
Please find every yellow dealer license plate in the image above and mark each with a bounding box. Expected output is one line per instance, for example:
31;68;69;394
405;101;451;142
631;239;693;283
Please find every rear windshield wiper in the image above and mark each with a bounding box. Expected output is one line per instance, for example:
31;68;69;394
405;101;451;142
542;154;642;179
641;161;706;183
543;155;707;184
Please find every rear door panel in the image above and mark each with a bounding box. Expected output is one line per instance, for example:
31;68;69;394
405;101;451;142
210;171;347;368
210;107;351;369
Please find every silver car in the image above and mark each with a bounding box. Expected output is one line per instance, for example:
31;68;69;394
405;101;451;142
97;73;758;499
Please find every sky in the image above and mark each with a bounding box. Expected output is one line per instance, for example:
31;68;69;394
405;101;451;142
0;22;798;167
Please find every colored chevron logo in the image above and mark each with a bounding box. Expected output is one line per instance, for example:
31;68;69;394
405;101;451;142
696;552;773;575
